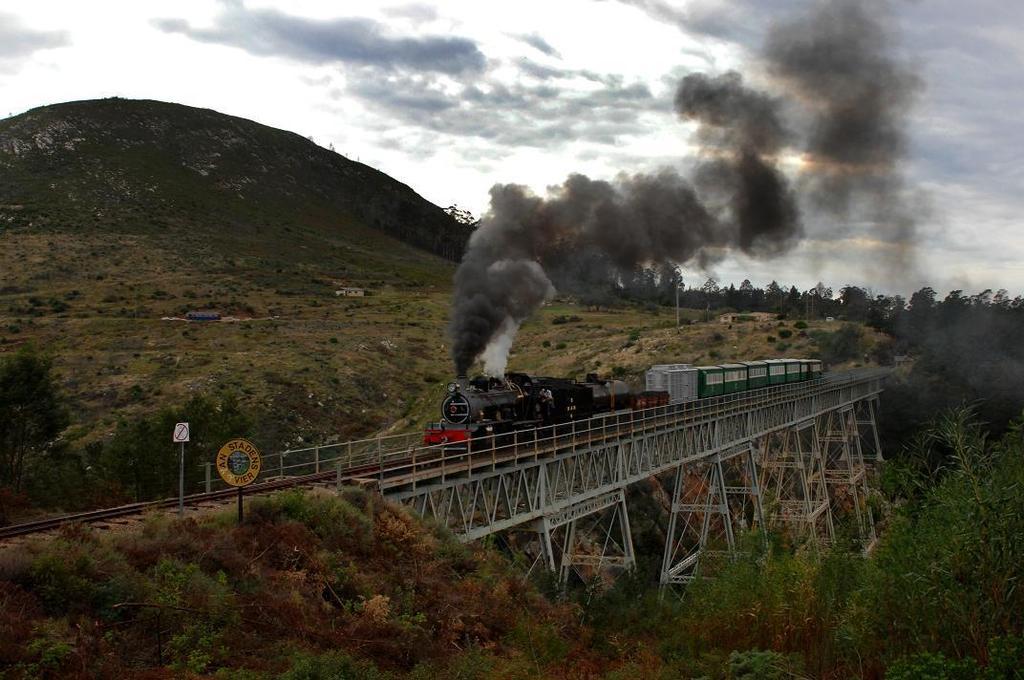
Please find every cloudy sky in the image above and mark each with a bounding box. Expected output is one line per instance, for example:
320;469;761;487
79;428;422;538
1;0;1021;296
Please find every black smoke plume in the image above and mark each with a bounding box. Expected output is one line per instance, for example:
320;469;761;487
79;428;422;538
449;0;919;376
763;0;921;230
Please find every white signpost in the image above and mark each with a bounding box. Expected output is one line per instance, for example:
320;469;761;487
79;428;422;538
173;423;190;515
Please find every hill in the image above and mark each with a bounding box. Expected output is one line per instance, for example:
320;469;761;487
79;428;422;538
0;97;471;261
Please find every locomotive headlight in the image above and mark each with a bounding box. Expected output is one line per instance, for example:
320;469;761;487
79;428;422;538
447;382;458;394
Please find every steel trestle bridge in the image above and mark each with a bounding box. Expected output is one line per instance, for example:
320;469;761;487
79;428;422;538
3;369;887;588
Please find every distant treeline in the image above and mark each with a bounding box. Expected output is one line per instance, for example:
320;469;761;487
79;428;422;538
566;265;1024;444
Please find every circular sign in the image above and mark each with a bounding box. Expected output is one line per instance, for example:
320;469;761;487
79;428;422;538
216;438;262;487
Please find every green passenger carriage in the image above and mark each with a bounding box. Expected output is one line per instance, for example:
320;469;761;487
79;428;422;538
719;363;749;394
764;359;788;385
784;359;802;383
696;366;725;398
740;361;769;389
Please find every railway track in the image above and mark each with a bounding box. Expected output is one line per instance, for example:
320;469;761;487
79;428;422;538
0;465;379;541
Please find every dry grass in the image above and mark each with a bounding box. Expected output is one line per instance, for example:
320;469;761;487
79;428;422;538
1;230;884;451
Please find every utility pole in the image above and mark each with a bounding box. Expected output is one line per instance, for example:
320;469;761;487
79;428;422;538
676;284;680;329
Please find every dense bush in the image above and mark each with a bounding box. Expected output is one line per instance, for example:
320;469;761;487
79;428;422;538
813;323;864;364
0;490;573;677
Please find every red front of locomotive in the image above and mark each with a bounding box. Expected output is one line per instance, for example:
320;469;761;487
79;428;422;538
423;423;471;446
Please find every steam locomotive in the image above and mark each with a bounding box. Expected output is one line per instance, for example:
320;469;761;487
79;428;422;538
423;372;668;446
423;358;823;446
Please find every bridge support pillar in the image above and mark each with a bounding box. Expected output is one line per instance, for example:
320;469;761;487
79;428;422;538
525;489;636;585
531;518;557;575
660;444;764;588
820;407;876;551
855;397;884;463
759;419;835;545
557;489;635;585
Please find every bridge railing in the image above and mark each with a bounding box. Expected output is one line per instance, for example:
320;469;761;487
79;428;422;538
374;368;888;489
195;368;888;493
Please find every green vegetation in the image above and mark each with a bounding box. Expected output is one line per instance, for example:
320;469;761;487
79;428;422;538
580;406;1024;678
0;349;67;494
2;408;1022;678
812;323;865;364
0;489;575;678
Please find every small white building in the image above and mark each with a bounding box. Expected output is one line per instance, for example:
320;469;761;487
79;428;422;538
335;287;365;297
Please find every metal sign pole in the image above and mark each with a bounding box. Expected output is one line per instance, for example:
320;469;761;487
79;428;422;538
179;442;185;516
237;487;243;523
173;423;190;517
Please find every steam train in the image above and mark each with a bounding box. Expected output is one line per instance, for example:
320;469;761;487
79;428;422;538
423;358;823;446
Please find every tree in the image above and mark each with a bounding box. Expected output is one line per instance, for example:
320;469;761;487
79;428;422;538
93;393;253;502
839;285;870;321
785;285;802;317
0;348;68;494
903;286;937;344
765;281;785;311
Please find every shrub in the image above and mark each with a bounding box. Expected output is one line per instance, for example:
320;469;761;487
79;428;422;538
280;651;389;680
555;342;566;350
778;329;793;339
814;324;863;364
727;649;798;679
884;652;980;680
794;321;808;329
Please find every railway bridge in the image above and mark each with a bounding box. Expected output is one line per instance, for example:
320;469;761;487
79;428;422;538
3;369;888;589
259;368;888;587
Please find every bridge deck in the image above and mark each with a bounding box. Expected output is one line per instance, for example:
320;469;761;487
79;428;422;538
385;369;887;540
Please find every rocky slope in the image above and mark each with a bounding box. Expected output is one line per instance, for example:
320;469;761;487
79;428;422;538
0;97;471;261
